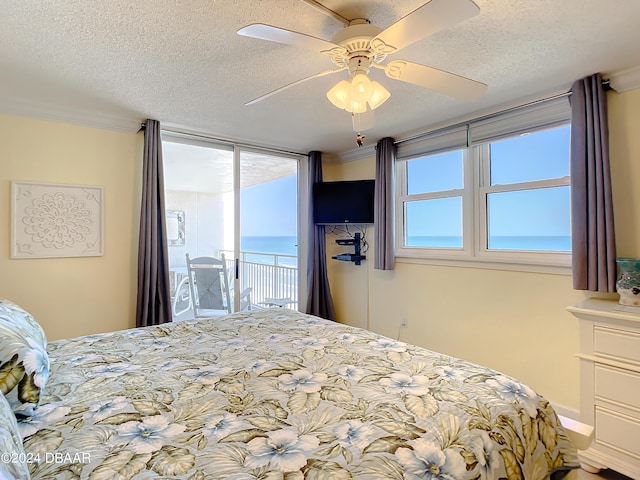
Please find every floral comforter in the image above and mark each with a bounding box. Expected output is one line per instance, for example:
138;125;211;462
21;309;579;479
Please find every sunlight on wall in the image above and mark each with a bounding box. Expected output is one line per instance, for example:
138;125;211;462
609;88;640;256
0;114;142;340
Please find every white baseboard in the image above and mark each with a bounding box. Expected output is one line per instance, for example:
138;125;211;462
551;402;580;421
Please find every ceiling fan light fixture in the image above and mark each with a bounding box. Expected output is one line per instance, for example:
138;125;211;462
328;74;391;113
241;0;487;118
367;81;391;109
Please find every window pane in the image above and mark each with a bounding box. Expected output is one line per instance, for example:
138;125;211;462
405;197;462;248
490;125;570;185
487;186;571;251
407;150;463;194
162;140;235;319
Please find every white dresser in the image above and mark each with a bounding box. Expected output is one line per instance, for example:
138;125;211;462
567;298;640;478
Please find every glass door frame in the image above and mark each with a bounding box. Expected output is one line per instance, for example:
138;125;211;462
161;129;307;316
233;145;308;313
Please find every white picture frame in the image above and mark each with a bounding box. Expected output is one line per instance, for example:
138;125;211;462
11;181;104;259
166;210;185;246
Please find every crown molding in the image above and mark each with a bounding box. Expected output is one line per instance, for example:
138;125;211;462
0;96;142;133
609;65;640;93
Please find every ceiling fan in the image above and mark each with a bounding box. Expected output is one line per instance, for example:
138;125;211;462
238;0;487;124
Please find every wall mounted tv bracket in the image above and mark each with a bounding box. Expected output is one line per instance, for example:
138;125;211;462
333;232;365;265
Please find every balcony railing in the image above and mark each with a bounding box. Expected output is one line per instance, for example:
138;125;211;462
223;250;299;310
171;251;298;320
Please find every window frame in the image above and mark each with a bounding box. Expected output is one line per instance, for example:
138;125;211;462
395;100;572;273
396;148;473;260
475;137;571;267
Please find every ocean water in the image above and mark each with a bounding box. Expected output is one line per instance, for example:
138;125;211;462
407;235;571;252
240;235;571;261
241;236;298;266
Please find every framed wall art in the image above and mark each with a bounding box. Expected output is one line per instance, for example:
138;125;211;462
166;210;185;246
11;181;104;259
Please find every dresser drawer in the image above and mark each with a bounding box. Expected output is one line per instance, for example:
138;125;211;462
595;406;640;459
594;325;640;364
595;364;640;411
594;363;640;413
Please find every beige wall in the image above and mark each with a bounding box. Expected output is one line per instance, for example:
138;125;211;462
1;87;638;406
323;87;640;413
0;114;142;340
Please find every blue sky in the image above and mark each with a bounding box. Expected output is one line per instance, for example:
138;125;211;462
241;174;298;237
238;125;570;241
406;126;571;237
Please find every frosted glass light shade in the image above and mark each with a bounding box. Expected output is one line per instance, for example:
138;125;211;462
368;81;391;109
327;75;391;113
326;80;351;109
350;73;372;102
346;99;367;114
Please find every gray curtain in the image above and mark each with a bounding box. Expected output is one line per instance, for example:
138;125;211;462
570;73;617;292
374;137;396;270
136;119;172;327
306;151;336;320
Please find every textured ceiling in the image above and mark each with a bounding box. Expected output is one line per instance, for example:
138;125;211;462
2;0;640;156
162;140;299;193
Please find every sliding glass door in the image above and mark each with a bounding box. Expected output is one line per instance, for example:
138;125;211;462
239;150;299;310
162;134;301;320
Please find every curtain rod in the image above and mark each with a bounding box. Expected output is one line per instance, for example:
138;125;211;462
394;91;572;147
395;75;610;147
138;123;306;158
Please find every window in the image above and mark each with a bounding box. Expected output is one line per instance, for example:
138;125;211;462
396;96;571;269
482;128;571;254
404;150;464;249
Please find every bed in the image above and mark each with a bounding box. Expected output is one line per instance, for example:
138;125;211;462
0;299;579;479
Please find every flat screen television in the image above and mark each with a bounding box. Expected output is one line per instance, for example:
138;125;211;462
313;180;375;225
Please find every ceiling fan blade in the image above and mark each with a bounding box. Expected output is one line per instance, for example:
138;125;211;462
238;23;345;55
381;60;487;101
370;0;480;55
300;0;350;26
245;68;345;106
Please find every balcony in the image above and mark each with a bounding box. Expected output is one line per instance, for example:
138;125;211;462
162;138;300;321
171;250;298;320
225;249;299;310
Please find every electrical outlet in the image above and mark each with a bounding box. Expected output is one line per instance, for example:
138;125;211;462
400;317;408;329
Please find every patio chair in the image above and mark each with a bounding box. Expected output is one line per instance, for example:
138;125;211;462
185;253;252;320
